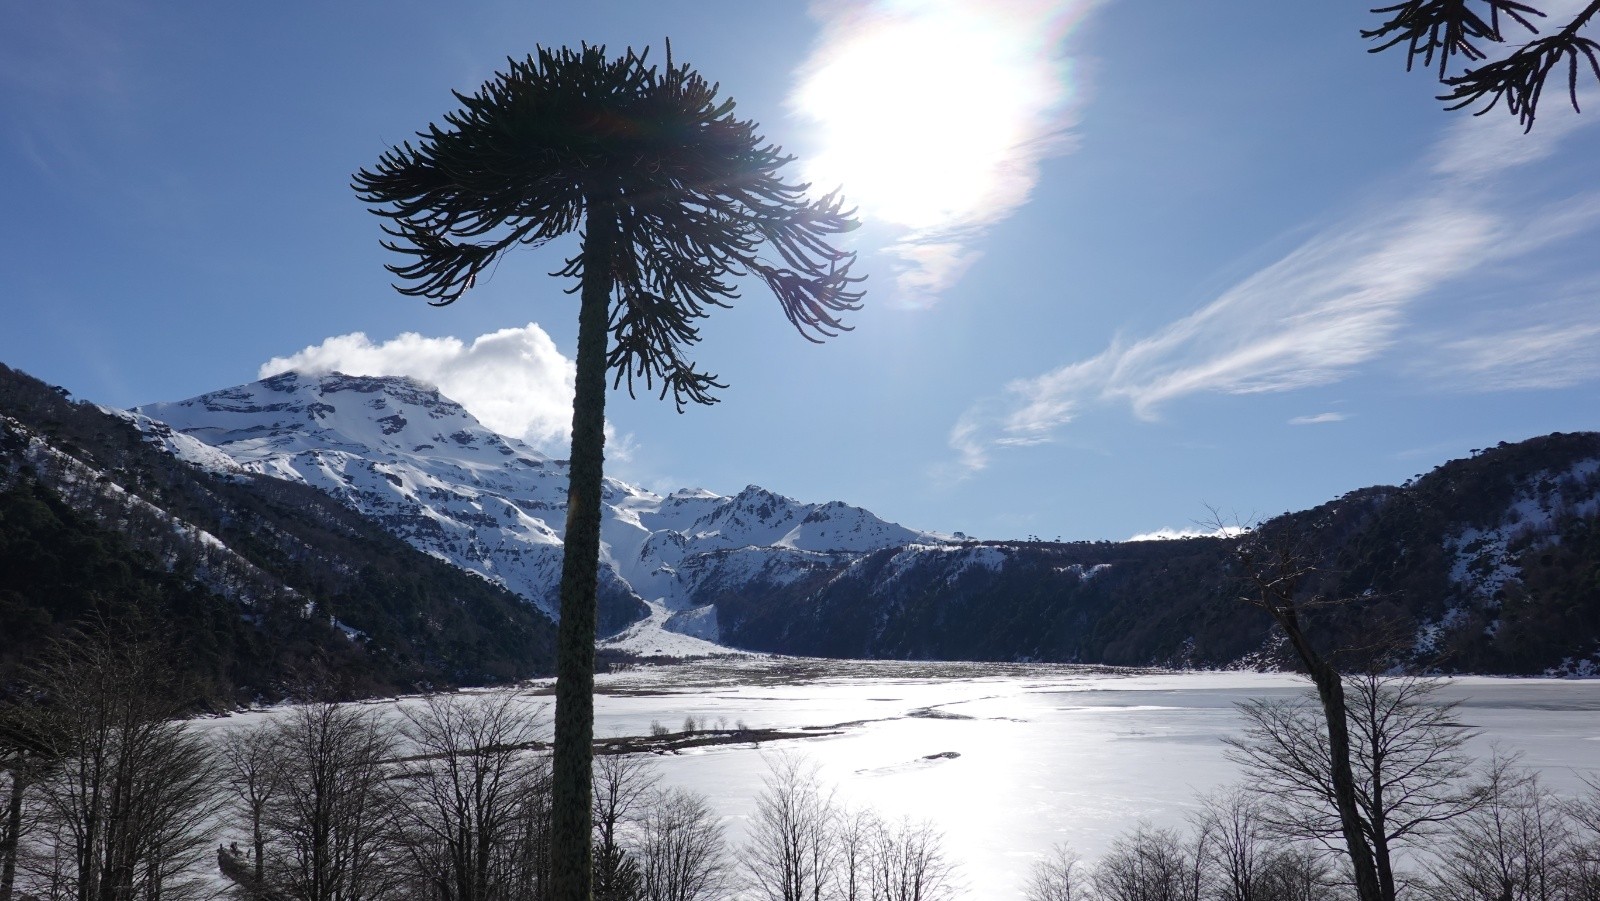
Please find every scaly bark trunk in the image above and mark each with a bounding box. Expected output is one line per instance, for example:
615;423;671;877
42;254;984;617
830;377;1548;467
551;196;616;901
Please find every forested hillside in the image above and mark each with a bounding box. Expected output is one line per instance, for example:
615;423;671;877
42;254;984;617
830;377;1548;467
716;434;1600;675
4;358;1597;683
0;363;556;703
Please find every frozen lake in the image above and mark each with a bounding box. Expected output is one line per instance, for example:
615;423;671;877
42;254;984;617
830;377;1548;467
208;659;1600;898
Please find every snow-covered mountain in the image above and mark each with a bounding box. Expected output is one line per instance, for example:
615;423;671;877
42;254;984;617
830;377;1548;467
133;372;943;640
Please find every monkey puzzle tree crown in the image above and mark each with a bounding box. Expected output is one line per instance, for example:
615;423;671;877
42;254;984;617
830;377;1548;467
352;43;864;408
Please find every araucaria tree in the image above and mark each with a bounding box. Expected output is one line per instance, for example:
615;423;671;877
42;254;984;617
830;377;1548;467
354;43;862;901
1365;0;1600;129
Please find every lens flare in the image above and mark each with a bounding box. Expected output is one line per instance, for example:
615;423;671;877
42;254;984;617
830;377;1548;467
793;0;1087;238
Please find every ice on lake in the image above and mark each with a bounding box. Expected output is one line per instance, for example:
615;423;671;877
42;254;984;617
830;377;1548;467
203;658;1600;899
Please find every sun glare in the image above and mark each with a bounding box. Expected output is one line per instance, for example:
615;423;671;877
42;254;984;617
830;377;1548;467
792;1;1080;234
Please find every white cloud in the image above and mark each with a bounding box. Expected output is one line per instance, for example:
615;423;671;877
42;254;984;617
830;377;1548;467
950;94;1600;473
1422;292;1600;391
1000;196;1496;441
1430;90;1594;181
1127;525;1247;542
260;324;595;455
1288;412;1347;426
792;0;1096;304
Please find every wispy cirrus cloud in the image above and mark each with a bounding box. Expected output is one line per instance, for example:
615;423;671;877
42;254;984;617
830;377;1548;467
791;0;1097;305
948;97;1600;474
1288;412;1347;426
259;324;627;458
1420;290;1600;391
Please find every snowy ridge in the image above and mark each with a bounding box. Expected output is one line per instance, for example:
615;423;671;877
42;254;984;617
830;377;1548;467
131;372;945;640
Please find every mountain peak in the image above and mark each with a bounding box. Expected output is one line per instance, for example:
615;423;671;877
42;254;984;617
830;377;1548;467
127;371;943;636
136;371;544;469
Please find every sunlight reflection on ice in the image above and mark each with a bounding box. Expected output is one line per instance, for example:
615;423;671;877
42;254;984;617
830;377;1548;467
199;660;1600;899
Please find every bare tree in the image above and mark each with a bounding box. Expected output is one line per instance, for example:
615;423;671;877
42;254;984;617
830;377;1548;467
1191;788;1281;901
864;817;959;901
1226;674;1479;900
1253;845;1341;901
744;754;836;901
1222;514;1400;901
638;788;727;901
1024;843;1088;901
263;700;399;901
0;764;22;901
1420;756;1570;901
0;707;49;901
593;753;658;901
391;689;547;901
1561;775;1600;897
1091;823;1199;901
216;721;284;887
832;807;881;901
20;623;219;901
502;752;556;901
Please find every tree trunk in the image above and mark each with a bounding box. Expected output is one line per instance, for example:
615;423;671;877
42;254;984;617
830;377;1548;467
252;803;266;886
1;768;22;901
1278;611;1385;901
551;198;616;901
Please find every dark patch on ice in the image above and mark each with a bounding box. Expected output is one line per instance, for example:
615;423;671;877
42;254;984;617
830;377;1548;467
908;707;975;720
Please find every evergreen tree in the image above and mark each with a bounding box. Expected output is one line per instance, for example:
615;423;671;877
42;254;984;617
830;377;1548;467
354;43;862;901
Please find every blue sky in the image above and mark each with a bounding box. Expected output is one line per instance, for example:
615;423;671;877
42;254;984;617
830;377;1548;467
4;0;1598;542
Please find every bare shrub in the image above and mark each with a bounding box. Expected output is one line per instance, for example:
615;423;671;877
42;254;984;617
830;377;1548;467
1025;843;1087;901
744;754;836;901
391;689;548;901
263;701;399;901
639;787;727;901
1091;823;1199;901
864;816;959;901
594;753;658;901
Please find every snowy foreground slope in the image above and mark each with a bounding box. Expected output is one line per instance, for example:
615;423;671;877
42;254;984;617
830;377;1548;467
134;372;943;644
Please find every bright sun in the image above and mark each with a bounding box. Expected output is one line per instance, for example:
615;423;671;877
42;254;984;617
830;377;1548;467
792;1;1077;234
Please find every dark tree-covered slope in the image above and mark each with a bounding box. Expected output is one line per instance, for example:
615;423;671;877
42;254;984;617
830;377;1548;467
0;362;556;703
713;435;1600;675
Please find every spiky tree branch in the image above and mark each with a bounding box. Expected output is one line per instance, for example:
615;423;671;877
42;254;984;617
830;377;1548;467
1365;0;1600;129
